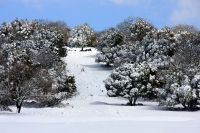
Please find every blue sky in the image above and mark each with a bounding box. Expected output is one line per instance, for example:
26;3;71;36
0;0;200;31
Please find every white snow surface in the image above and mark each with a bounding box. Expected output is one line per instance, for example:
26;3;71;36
1;48;200;133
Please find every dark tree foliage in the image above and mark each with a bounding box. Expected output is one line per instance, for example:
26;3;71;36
36;19;70;44
116;16;136;42
95;28;124;66
130;18;154;42
157;29;200;109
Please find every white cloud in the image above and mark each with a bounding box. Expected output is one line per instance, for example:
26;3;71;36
170;0;200;25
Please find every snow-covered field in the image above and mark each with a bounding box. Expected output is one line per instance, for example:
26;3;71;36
1;48;200;133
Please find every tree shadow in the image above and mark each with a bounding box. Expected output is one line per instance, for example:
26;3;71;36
144;105;200;112
22;101;45;108
90;101;144;106
90;101;124;106
82;64;113;71
84;54;96;58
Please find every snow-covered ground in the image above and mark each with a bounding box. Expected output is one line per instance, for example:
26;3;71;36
1;48;200;133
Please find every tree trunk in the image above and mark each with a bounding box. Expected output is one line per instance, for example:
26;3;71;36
16;101;23;113
81;47;84;51
128;97;138;106
182;103;186;109
106;62;110;67
188;102;194;110
133;98;138;106
128;97;133;106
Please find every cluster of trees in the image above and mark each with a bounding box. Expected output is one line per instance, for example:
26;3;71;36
0;17;199;112
95;17;200;109
0;19;77;113
45;17;200;110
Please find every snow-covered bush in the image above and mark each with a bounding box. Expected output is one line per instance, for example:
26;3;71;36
95;28;124;66
157;66;200;109
67;23;96;50
104;62;160;105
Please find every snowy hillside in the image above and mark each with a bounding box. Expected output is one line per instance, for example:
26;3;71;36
1;48;200;133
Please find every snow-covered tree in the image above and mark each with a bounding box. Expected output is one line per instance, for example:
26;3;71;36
96;19;177;68
130;18;154;42
0;19;37;44
67;23;96;50
0;44;75;113
31;27;66;57
36;19;70;43
104;62;160;105
157;29;200;109
174;30;200;68
0;19;77;113
0;19;67;57
135;27;176;67
157;65;200;109
95;28;124;66
103;20;179;106
113;27;177;68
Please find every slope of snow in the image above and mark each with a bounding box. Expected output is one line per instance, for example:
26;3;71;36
1;48;200;133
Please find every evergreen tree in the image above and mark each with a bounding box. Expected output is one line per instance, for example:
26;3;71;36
67;23;96;50
104;62;160;105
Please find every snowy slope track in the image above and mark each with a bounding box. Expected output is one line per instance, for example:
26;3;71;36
64;48;112;99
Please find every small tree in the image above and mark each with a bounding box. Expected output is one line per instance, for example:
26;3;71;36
7;63;37;113
104;62;159;105
67;23;96;50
